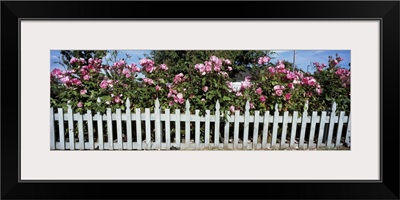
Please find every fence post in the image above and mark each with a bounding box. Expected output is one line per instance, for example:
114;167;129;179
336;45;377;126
185;100;191;149
135;107;142;150
243;101;250;149
175;109;181;149
214;100;220;148
289;111;298;148
345;113;351;146
281;111;289;147
253;110;260;150
125;98;133;150
116;108;123;150
87;110;94;150
261;111;270;149
205;110;210;149
233;110;240;150
67;105;75;150
271;103;279;148
155;98;162;150
299;101;308;149
50;108;55;150
106;108;113;150
326;102;337;148
336;111;345;147
96;98;104;150
58;108;65;150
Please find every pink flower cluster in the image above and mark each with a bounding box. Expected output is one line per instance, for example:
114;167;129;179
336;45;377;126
313;62;327;72
257;56;271;65
70;57;85;65
143;78;154;85
194;56;232;75
100;79;114;89
139;58;155;73
335;68;351;88
173;73;185;84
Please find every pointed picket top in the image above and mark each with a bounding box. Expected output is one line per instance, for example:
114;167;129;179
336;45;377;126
185;99;190;110
125;98;131;108
274;103;279;112
97;97;101;104
155;98;160;109
304;100;309;111
332;101;337;112
245;100;250;111
215;100;220;110
67;104;72;110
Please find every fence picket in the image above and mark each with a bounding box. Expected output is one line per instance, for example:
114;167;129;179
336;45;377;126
195;110;200;149
145;108;151;149
50;108;55;150
155;99;162;150
290;111;298;147
96;112;104;150
253;111;260;150
106;108;113;150
185;100;190;149
262;111;270;149
224;115;230;148
214;101;220;147
317;111;327;147
126;99;133;150
308;112;318;148
77;113;84;150
135;108;142;150
271;104;279;148
335;111;345;146
67;105;75;150
165;109;171;150
299;106;308;149
205;110;210;149
281;111;289;147
175;109;181;148
326;102;337;148
116;109;123;150
57;108;65;150
234;110;240;150
345;113;351;146
87;110;94;150
243;101;250;149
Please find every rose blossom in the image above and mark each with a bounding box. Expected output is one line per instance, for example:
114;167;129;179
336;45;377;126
260;95;266;102
284;93;291;101
203;86;208;92
255;87;262;95
80;89;87;95
77;102;83;108
230;105;235;113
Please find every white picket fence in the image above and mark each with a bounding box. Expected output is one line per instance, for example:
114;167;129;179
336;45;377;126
50;98;351;150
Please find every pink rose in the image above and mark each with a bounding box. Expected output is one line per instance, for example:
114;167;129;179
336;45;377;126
224;59;232;65
275;89;283;96
203;86;208;92
284;93;291;101
100;80;108;89
288;83;294;89
80;89;87;95
260;95;266;102
255;87;262;95
77;102;83;108
230;105;235;113
156;85;161;91
159;64;168;71
227;66;232;71
250;102;255;109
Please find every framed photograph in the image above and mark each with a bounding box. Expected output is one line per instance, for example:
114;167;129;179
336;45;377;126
2;1;399;199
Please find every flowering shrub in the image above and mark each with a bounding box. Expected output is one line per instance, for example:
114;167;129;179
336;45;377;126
312;54;350;112
51;53;350;116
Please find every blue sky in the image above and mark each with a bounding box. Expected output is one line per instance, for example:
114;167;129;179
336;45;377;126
50;50;350;75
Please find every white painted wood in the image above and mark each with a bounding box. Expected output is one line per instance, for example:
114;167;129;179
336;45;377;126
67;105;75;150
243;101;250;149
308;112;318;148
345;113;351;145
145;108;151;149
185;100;190;149
175;109;181;148
214;100;220;147
77;113;84;150
57;108;65;150
253;111;260;150
271;104;279;148
233;110;240;150
50;108;55;150
116;109;123;150
165;109;171;150
336;111;345;146
317;111;327;147
125;99;133;150
224;115;230;148
87;110;94;150
106;108;113;150
154;99;162;150
281;111;289;147
195;110;200;149
135;108;142;150
262;111;270;149
205;110;210;148
299;108;308;148
326;102;337;147
290;111;298;147
96;112;104;150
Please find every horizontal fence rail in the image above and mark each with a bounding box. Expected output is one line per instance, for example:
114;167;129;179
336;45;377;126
50;98;351;150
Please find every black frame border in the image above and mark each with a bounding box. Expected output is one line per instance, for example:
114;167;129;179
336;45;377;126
2;1;399;199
